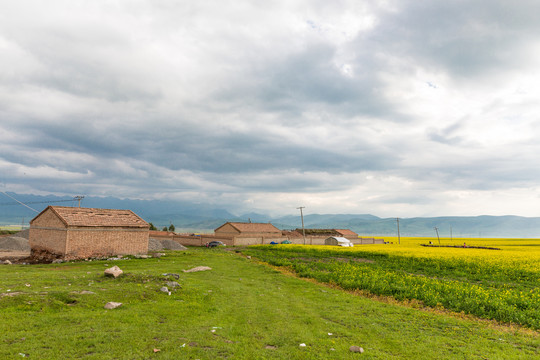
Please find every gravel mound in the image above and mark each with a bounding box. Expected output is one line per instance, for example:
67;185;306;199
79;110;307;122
15;229;30;239
0;236;31;252
160;239;188;250
148;238;164;251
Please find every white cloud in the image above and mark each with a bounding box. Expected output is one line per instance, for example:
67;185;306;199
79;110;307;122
1;1;540;217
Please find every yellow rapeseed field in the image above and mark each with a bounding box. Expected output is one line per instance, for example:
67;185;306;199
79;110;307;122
348;237;540;273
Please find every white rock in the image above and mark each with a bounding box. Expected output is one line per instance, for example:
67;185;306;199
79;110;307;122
104;302;122;309
104;265;123;278
183;266;212;273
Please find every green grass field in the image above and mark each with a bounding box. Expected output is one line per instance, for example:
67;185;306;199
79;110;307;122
1;248;538;359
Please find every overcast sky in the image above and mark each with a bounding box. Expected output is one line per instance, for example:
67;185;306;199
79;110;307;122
1;1;540;218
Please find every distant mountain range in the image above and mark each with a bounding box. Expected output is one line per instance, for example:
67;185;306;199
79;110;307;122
1;192;540;238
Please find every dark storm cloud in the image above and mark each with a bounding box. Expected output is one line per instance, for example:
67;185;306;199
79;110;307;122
366;0;540;79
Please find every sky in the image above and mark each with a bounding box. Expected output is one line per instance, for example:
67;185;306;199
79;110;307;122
1;0;540;218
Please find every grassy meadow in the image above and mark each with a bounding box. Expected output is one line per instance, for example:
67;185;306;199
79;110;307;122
0;245;538;359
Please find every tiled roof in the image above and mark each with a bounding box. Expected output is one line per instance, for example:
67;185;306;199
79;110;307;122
334;229;358;236
217;222;281;233
37;206;148;228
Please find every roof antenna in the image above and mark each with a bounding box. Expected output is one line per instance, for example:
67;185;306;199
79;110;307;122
248;218;251;223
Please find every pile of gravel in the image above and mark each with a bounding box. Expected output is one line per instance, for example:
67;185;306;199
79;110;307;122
0;236;30;252
160;239;188;250
148;237;164;251
15;229;30;239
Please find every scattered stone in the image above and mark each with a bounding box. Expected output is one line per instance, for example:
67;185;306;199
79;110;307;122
3;260;12;265
183;266;212;273
166;281;181;288
135;255;149;259
265;345;277;350
52;259;64;263
160;287;169;293
162;273;180;279
246;256;251;259
104;302;122;309
349;346;364;353
153;348;160;353
104;265;123;278
299;343;307;347
80;290;96;295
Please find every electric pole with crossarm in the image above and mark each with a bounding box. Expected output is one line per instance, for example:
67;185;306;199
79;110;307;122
297;206;306;245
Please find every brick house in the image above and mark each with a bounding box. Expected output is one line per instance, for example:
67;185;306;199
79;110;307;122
215;222;282;237
213;222;282;245
29;206;149;259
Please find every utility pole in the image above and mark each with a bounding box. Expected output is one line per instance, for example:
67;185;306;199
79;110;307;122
450;226;453;241
297;206;306;245
74;196;85;208
396;218;401;245
434;227;440;245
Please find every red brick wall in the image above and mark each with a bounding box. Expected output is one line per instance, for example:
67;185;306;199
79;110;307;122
173;235;234;246
66;227;149;258
29;228;67;254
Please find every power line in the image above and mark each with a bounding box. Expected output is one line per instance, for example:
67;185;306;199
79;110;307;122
0;191;39;213
0;199;75;206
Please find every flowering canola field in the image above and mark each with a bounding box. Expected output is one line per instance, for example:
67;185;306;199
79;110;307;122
244;238;540;330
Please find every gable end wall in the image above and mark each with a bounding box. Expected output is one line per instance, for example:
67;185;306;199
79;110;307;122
215;223;240;237
29;208;68;255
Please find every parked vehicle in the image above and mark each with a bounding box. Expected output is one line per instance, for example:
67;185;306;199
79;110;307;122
206;241;225;248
